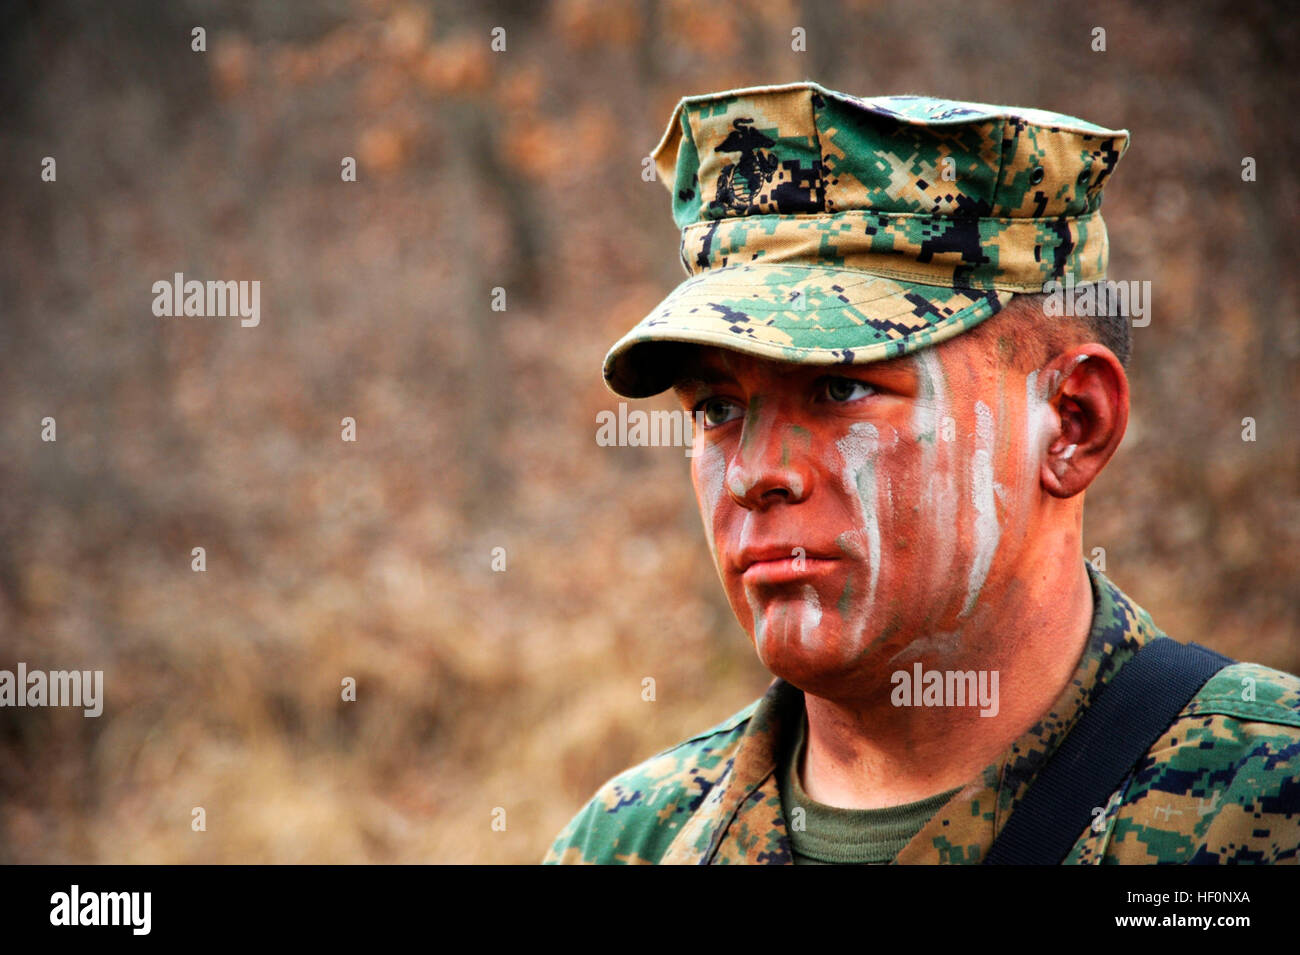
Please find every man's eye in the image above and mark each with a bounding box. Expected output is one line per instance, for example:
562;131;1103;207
693;397;743;429
822;377;876;403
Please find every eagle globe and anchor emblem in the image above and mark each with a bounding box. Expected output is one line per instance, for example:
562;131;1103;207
712;117;780;212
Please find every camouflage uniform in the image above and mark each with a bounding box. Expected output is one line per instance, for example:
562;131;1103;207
549;84;1300;864
545;564;1300;864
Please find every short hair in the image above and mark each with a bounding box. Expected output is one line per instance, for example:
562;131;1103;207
965;289;1132;371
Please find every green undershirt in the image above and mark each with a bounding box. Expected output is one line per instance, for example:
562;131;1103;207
779;710;962;864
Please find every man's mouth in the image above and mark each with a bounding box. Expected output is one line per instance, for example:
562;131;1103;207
736;546;840;585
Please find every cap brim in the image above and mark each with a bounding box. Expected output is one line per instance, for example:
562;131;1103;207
603;264;1013;398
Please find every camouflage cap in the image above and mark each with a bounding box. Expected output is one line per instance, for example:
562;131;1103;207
603;81;1130;398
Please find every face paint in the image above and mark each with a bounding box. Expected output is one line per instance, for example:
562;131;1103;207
913;351;947;445
913;351;959;631
783;426;811;499
726;395;780;501
745;578;821;658
836;576;854;618
1023;369;1057;489
683;339;1050;692
746;586;767;653
922;469;959;626
787;469;804;500
799;584;823;645
962;400;1000;618
886;626;961;666
696;440;728;560
836;421;882;651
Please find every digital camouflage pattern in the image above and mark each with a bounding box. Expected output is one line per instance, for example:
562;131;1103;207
544;565;1300;864
604;82;1130;398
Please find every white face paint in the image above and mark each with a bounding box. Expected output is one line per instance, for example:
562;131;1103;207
697;440;728;559
835;421;882;655
888;627;961;665
914;351;959;628
799;584;822;645
746;581;823;659
923;469;959;614
746;586;767;654
696;348;1043;676
913;351;947;444
1023;369;1058;490
962;400;1000;617
700;398;839;662
726;397;778;502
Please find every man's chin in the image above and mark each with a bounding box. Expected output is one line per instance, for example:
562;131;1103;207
759;655;880;701
743;600;904;696
749;614;878;696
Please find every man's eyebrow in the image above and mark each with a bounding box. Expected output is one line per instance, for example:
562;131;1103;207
853;356;918;379
671;364;738;392
798;354;919;385
672;359;920;389
671;377;716;404
673;370;730;388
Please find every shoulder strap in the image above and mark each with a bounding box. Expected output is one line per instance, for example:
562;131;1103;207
983;637;1234;865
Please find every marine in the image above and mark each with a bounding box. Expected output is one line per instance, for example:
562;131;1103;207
545;82;1300;865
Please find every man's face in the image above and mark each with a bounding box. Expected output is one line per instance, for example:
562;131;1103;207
672;334;1058;698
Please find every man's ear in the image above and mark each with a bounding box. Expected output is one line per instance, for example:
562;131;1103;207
1039;344;1129;498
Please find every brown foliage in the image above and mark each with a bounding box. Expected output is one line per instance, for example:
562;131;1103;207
0;0;1295;863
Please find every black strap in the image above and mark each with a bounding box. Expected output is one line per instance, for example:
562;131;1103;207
983;637;1234;865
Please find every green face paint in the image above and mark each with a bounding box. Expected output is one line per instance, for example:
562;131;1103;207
836;577;854;618
740;395;763;451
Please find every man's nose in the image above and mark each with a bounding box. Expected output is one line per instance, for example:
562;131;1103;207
724;412;814;510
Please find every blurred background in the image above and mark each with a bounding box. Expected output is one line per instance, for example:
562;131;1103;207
0;0;1295;863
